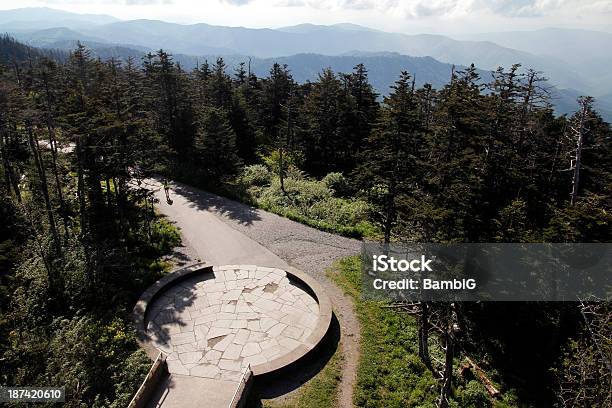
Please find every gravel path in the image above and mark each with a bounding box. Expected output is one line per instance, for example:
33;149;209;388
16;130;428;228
149;179;362;407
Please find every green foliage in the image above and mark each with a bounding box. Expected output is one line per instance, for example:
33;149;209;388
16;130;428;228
322;172;351;197
552;302;611;408
260;150;303;177
241;168;378;238
41;316;152;407
1;205;180;407
239;164;272;186
194;107;242;183
492;199;537;242
150;216;181;254
328;257;533;408
544;194;612;242
452;381;492;408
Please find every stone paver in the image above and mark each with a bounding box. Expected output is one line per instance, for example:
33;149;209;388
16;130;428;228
147;266;320;380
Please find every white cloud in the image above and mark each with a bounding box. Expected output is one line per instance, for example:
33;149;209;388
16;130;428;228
219;0;253;5
6;0;611;33
275;0;612;18
39;0;173;4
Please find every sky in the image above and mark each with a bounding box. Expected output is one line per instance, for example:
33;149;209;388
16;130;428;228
1;0;611;34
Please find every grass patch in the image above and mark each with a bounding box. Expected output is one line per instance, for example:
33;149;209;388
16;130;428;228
327;257;439;408
327;257;522;408
261;347;343;408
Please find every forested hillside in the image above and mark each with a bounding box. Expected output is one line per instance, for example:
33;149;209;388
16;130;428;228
0;39;610;407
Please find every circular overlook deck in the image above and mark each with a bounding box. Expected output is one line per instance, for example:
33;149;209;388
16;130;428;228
133;263;332;381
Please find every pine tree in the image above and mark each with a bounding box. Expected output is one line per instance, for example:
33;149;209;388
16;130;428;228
194;107;242;183
358;71;423;243
207;57;233;111
143;50;196;157
259;63;294;148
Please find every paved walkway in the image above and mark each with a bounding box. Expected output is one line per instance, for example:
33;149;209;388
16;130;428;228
143;178;362;407
146;179;288;269
143;180;299;407
147;376;237;408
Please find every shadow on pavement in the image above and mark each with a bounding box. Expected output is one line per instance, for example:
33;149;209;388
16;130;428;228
134;273;199;353
171;181;262;227
246;312;341;406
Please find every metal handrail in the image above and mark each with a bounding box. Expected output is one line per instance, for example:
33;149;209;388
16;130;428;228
127;351;164;408
228;364;252;408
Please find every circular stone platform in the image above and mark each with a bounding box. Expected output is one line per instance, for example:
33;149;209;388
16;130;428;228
142;265;326;382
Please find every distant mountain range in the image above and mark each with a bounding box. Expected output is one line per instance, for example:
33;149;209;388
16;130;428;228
1;7;610;120
460;28;612;96
0;6;117;29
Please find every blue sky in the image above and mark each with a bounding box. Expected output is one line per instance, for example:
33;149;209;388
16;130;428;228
1;0;611;34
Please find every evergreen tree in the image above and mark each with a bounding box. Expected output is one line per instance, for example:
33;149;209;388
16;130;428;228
358;71;423;243
259;63;294;148
143;50;196;157
302;68;356;176
194;107;242;183
207;57;233;111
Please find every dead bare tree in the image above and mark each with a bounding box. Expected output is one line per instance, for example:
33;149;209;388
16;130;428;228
433;303;458;408
556;299;611;408
568;96;594;206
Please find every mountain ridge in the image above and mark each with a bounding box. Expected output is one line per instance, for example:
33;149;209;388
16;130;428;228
0;7;609;119
0;7;590;92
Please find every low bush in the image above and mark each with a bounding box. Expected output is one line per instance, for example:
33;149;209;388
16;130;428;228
239;164;272;187
238;168;378;239
322;172;352;197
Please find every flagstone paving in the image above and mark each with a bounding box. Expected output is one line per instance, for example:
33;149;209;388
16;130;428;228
146;265;320;382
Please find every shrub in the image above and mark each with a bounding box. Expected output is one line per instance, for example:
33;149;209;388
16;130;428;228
285;165;307;180
260;150;303;179
236;165;378;238
150;217;181;254
240;164;271;186
322;172;351;197
454;380;492;408
307;197;369;226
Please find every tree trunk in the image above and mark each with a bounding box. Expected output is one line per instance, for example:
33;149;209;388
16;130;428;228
384;176;397;244
0;133;22;202
279;145;286;194
27;123;61;256
76;135;87;236
570;100;589;206
419;301;431;368
437;304;457;408
43;71;69;240
105;178;113;208
46;125;69;240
